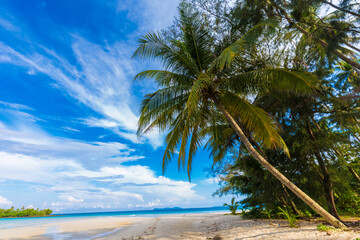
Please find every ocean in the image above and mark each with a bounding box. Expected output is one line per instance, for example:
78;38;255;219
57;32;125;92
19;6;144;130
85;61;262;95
0;206;227;229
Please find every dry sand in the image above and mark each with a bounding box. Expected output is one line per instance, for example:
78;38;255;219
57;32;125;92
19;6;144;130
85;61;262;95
0;216;137;239
0;213;359;239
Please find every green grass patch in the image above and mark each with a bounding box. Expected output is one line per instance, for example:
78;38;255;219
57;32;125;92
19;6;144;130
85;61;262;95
316;224;335;232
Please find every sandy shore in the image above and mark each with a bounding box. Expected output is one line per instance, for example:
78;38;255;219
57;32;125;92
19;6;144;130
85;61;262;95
0;213;359;239
0;216;137;239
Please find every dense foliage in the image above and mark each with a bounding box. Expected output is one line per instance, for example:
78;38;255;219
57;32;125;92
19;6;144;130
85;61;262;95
187;0;360;219
136;0;359;227
0;207;52;218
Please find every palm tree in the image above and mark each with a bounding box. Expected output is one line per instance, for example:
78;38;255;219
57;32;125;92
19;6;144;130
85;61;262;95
266;0;360;70
224;197;240;215
133;6;346;229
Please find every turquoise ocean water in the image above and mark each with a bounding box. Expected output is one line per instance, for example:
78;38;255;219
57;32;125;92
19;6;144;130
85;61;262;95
0;206;227;229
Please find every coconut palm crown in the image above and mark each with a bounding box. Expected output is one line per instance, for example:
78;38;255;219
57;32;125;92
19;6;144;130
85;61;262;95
134;6;314;178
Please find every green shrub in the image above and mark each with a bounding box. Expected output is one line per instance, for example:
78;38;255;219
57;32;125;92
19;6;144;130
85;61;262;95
303;210;313;218
336;192;360;216
262;208;273;220
277;207;298;228
317;224;335;231
224;197;240;215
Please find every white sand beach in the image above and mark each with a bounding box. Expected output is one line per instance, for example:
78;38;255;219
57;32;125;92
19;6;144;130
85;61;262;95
0;213;359;240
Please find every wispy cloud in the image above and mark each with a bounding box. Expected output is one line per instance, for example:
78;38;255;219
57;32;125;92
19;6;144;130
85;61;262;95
0;195;13;207
0;17;19;32
135;199;162;208
0;150;200;212
0;101;33;110
0;3;219;212
61;196;84;203
0;104;142;166
201;176;223;184
71;36;138;131
0;126;143;167
0;108;199;212
0;34;163;148
116;0;179;31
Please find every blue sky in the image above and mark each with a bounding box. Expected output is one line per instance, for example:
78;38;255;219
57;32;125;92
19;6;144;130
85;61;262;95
0;0;234;213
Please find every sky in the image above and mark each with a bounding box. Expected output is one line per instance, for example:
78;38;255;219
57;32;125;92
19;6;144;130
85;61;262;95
0;0;234;213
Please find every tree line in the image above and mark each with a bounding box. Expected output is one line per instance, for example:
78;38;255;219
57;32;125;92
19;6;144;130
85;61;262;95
0;207;52;218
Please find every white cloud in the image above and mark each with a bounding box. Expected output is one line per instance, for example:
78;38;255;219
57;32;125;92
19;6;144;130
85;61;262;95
0;101;33;111
51;202;66;207
66;165;201;204
201;176;223;184
0;195;12;207
116;0;179;31
136;199;162;208
0;17;19;32
64;196;84;203
82;117;149;145
0;3;216;212
0;101;38;124
62;127;80;132
0;107;200;211
0;36;163;148
83;118;120;128
70;36;139;132
0;126;139;166
140;129;165;149
0;152;80;183
0;150;201;212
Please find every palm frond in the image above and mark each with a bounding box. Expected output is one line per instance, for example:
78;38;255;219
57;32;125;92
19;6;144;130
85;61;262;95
218;90;289;156
186;74;211;111
187;124;202;180
133;32;199;75
137;85;190;136
179;6;214;71
209;19;279;72
134;70;193;86
227;68;318;95
162;113;187;173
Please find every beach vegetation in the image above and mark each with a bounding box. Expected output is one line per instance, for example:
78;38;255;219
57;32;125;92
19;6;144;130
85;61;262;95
317;224;335;232
223;197;240;215
262;208;273;220
302;210;313;218
0;207;53;218
277;207;299;228
135;0;359;229
242;207;264;219
191;0;360;226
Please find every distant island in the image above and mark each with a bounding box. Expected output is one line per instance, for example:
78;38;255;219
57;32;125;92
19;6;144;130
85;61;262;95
0;207;52;218
152;206;226;211
153;207;183;211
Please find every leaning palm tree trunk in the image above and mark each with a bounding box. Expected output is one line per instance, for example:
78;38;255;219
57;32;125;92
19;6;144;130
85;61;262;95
214;99;347;229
